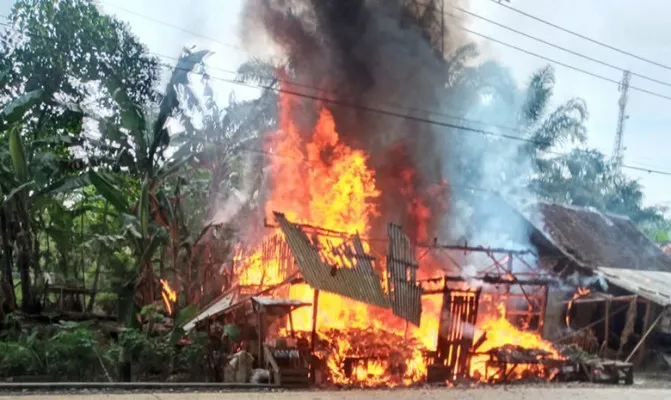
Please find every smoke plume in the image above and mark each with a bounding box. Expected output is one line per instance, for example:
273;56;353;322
239;0;542;259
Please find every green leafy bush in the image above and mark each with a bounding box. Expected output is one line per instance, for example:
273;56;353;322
0;341;42;377
43;322;100;380
0;310;208;381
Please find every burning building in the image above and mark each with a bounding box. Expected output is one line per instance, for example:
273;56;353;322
174;0;567;387
180;83;567;385
175;0;671;388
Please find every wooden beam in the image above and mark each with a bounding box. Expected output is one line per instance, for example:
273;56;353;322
560;294;641;305
636;300;653;366
257;308;264;367
602;299;611;357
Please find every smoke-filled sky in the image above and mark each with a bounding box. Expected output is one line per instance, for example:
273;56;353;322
1;0;670;208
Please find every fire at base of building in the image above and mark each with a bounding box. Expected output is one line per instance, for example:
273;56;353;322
181;211;567;387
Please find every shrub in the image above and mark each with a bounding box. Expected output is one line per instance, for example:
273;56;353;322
43;322;100;380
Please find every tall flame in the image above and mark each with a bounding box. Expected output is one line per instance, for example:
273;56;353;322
160;279;177;316
236;87;561;386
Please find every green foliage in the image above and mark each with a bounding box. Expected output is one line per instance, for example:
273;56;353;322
0;316;207;381
43;322;99;380
0;321;100;379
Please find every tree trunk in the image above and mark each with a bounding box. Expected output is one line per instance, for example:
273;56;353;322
16;203;37;313
86;256;103;314
0;207;16;311
18;233;34;313
87;202;109;313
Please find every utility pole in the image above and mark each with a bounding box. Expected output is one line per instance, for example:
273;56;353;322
612;70;631;165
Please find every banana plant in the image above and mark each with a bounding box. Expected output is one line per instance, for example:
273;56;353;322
1;83;97;312
1;88;44;312
87;49;210;326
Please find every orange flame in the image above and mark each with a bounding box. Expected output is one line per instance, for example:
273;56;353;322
471;303;563;381
160;279;177;315
566;287;591;327
235;86;561;386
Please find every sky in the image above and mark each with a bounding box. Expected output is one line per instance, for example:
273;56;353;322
1;0;670;207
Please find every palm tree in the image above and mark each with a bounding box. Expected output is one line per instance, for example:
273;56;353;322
519;65;588;153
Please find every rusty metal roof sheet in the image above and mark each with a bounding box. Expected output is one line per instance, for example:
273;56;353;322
387;223;423;326
274;212;389;308
597;267;671;307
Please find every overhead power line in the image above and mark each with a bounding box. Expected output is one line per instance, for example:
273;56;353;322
0;15;536;137
2;11;671;177
443;17;671;102
451;6;671;89
489;0;671;72
98;3;671;102
153;60;671;177
57;2;671;103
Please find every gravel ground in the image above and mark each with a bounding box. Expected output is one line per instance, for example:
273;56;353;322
2;387;671;400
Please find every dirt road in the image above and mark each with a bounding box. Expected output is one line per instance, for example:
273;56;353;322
2;388;671;400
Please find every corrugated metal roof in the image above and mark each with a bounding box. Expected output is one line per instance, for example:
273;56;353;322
387;223;422;326
274;212;390;308
597;267;671;306
183;290;239;331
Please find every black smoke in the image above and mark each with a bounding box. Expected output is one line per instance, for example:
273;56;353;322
240;0;467;240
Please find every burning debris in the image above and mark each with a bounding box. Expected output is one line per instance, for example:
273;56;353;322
181;209;573;387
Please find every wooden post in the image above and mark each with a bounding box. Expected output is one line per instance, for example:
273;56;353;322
625;306;667;363
603;299;611;357
636;300;653;366
539;285;549;336
310;289;320;384
257;307;264;367
288;309;296;338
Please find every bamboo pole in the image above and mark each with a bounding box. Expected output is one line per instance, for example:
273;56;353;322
625;306;667;363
